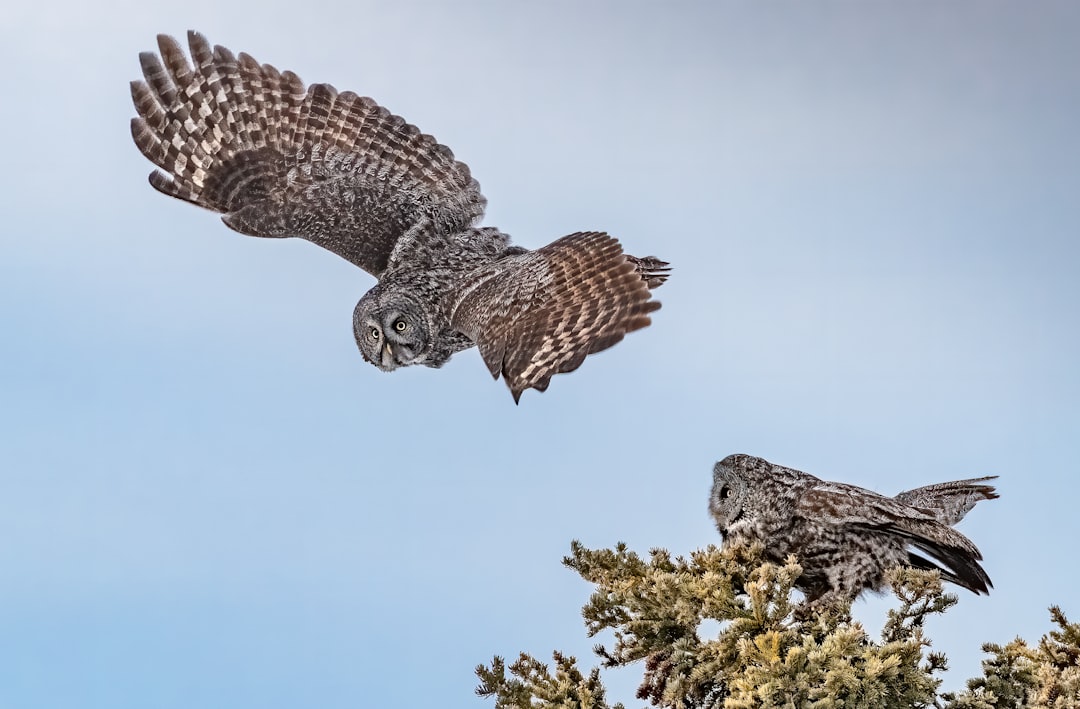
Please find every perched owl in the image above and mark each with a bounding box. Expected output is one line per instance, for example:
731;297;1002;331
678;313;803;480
709;454;996;605
130;31;669;402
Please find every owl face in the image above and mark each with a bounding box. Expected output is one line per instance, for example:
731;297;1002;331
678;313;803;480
709;457;752;535
353;291;433;371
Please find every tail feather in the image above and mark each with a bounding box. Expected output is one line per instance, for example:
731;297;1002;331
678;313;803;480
895;476;999;526
627;255;671;289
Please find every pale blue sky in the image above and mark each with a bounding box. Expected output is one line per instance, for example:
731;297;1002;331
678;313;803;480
1;2;1078;707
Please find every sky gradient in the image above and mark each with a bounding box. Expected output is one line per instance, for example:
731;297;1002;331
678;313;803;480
2;2;1079;706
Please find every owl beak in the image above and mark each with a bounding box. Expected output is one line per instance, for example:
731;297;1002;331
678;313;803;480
381;342;397;370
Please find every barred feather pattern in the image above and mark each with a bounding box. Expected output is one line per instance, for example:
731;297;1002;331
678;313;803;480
448;232;663;402
710;454;996;605
131;31;668;400
895;477;1000;526
131;31;485;275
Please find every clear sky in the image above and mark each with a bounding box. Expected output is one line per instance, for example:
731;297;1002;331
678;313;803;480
1;2;1078;707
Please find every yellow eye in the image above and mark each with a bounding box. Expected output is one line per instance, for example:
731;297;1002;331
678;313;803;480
394;319;407;332
369;327;380;341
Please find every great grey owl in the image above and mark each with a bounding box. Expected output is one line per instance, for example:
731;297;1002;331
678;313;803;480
130;31;669;402
709;454;996;605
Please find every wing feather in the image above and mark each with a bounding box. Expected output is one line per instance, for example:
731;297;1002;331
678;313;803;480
797;483;992;594
130;30;486;277
448;232;661;402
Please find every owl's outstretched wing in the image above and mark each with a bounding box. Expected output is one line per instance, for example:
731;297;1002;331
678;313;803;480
447;232;665;402
130;31;486;277
798;483;992;594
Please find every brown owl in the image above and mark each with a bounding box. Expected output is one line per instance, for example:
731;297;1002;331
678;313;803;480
130;31;668;402
709;454;996;605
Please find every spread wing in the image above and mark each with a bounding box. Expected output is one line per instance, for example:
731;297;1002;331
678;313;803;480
798;482;992;594
894;476;999;526
130;31;486;276
447;232;663;402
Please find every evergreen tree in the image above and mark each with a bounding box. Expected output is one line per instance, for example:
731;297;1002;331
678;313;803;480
477;543;1079;709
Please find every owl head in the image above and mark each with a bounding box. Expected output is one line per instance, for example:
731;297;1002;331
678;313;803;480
353;287;437;371
709;454;761;534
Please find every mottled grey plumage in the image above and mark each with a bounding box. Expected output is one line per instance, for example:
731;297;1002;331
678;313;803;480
894;477;1000;526
130;31;668;401
709;454;996;605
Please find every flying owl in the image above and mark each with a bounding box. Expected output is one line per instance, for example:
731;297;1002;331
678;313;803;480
709;454;996;605
130;31;669;402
